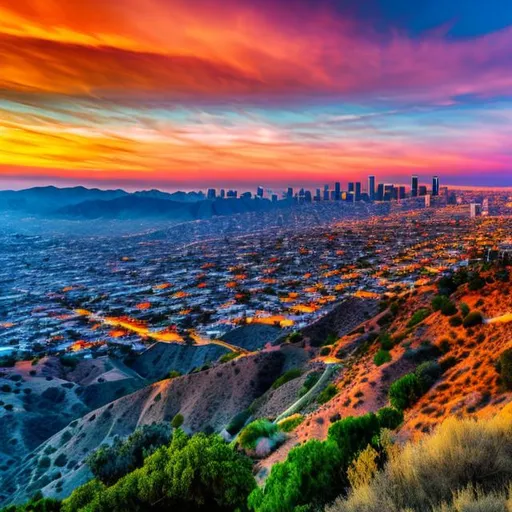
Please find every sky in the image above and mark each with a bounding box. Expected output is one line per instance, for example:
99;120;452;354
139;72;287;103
0;0;511;191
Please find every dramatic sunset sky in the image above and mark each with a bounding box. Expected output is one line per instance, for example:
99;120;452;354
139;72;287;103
1;0;511;190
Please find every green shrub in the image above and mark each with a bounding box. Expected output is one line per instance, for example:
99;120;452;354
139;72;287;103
226;409;251;436
373;349;391;367
498;348;512;390
320;347;331;356
168;370;181;379
171;413;184;429
389;373;422;410
248;439;342;512
64;430;255;512
376;407;404;430
86;423;171;485
299;372;321;396
317;384;338;404
468;274;486;291
278;414;305;433
272;368;302;389
463;311;483;328
415;361;442;391
431;296;457;316
459;302;470;317
379;333;394;351
219;352;239;364
407;309;431;328
238;419;278;450
449;316;463;327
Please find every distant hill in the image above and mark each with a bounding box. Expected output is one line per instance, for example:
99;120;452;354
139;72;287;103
0;186;288;220
56;196;283;220
0;186;127;214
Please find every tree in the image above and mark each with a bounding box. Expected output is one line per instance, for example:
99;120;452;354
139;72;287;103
388;373;423;410
248;440;342;512
64;430;256;512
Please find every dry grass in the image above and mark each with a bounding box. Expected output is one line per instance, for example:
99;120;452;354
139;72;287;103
328;405;512;512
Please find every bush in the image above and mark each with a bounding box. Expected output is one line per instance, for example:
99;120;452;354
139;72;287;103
388;374;422;411
171;413;184;429
64;430;256;512
317;384;338;404
328;411;512;512
431;296;457;316
86;423;171;485
468;274;486;291
376;407;404;430
271;368;302;390
463;311;483;328
379;333;394;351
238;419;278;451
299;372;321;396
373;349;391;367
498;348;512;390
168;370;181;379
406;309;431;328
277;414;305;433
226;409;251;436
248;439;342;512
459;302;470;317
320;347;331;356
415;361;442;391
449;316;463;327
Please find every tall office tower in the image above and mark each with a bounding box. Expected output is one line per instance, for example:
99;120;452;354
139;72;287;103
348;182;354;193
271;194;278;202
432;176;440;196
226;190;238;198
411;175;419;197
334;182;341;200
376;183;384;201
355;182;361;201
470;203;482;218
368;175;376;200
286;187;293;199
482;198;489;216
207;188;216;200
219;189;225;199
419;185;427;196
304;190;312;203
384;184;394;201
315;188;321;201
398;186;406;200
257;186;264;198
323;184;330;201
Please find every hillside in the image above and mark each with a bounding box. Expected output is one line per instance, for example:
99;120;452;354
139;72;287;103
1;346;309;505
256;270;512;478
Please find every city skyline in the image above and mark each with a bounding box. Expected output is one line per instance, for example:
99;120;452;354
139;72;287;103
1;0;512;189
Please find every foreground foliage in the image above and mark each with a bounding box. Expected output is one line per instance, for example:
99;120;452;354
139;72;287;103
249;409;403;512
328;407;512;511
63;429;256;511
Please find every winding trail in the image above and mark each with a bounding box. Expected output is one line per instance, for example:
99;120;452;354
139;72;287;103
485;313;512;324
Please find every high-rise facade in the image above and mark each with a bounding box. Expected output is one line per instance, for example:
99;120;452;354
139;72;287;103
355;182;361;201
411;175;418;197
368;175;376;200
432;176;439;196
334;182;341;200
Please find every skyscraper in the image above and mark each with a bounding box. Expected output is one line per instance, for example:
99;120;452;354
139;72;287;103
207;188;216;200
323;184;329;201
348;182;354;193
286;187;293;199
411;175;418;197
257;186;264;198
368;175;376;200
334;182;341;200
432;176;439;196
355;182;361;201
376;183;384;201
